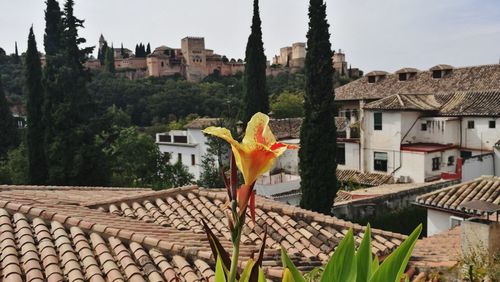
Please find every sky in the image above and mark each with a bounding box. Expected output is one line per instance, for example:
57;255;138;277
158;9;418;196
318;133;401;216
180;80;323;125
1;0;499;72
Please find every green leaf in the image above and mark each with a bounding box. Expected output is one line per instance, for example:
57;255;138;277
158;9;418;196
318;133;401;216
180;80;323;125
372;256;379;275
356;224;372;282
201;219;234;278
215;254;227;282
280;246;306;282
282;268;295;282
321;228;356;282
258;267;267;282
249;228;267;282
239;259;255;282
370;224;422;282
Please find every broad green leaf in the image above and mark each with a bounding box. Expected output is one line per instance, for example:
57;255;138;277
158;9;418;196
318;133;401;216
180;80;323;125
215;254;227;282
356;224;372;282
258;267;267;282
369;224;422;282
249;229;267;282
201;219;234;278
321;228;356;282
282;268;295;282
239;259;255;282
372;256;379;274
280;246;306;282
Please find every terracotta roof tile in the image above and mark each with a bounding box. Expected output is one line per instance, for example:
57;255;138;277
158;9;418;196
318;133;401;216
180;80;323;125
416;176;500;214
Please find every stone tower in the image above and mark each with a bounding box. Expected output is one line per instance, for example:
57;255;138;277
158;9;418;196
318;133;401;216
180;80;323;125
181;37;207;82
332;49;348;76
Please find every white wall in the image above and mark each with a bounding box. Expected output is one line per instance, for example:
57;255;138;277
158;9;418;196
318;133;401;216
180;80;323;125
462;118;500;151
496;148;500;177
272;139;300;174
396;151;425;183
462;154;495;181
427;209;461;236
403;117;460;145
338;142;360;170
423;149;459;181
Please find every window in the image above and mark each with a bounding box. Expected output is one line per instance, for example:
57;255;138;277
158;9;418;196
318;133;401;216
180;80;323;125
374;152;388;172
460;151;472;159
336;144;345;165
177;153;182;163
158;135;171;142
398;73;407;81
368;76;376;83
173;135;188;143
161;61;164;67
421;123;427;131
191;154;196;166
467;120;475;129
432;70;442;79
374;112;382;130
489;120;496;129
432;157;441;171
447;156;455;166
345;110;351;121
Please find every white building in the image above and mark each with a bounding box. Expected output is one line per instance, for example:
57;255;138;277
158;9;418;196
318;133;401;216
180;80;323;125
361;91;500;183
156;118;218;179
333;64;500;184
415;175;500;236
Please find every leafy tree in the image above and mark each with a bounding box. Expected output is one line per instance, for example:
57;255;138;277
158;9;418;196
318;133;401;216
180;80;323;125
104;44;115;73
25;26;48;184
241;0;268;124
3;142;29;184
299;0;337;214
155;152;194;189
0;77;18;159
270;91;304;118
198;153;225;188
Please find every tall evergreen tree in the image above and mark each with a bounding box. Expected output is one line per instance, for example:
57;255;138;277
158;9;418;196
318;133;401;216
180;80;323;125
25;26;48;184
14;42;20;64
0;77;18;160
242;0;268;124
104;44;115;73
120;43;125;58
299;0;337;214
44;0;64;56
146;43;151;55
98;41;108;65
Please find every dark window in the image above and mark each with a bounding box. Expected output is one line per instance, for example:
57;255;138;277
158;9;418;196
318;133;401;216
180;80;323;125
467;120;475;129
489;120;496;129
432;157;440;171
159;135;171;142
161;61;164;67
461;151;472;159
368;76;376;83
421;123;427;131
345;110;351;121
432;70;442;79
178;153;182;163
374;112;382;130
374;152;388;172
336;144;346;165
447;156;455;166
173;135;188;143
398;73;407;81
191;154;196;166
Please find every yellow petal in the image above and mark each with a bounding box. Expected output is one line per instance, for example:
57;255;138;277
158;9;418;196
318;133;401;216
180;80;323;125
203;126;240;148
243;112;276;148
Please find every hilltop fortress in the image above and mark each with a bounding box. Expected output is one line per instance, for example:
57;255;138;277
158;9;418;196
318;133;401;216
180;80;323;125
85;36;362;82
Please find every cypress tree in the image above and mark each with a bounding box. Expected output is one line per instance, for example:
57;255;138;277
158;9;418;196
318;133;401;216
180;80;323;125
0;77;18;160
299;0;337;214
104;44;115;73
134;44;138;57
242;0;268;124
25;26;48;184
44;0;64;56
146;43;151;55
98;41;108;65
120;43;124;58
14;42;20;64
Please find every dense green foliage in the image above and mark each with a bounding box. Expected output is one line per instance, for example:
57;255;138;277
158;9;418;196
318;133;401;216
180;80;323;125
299;0;338;214
25;27;48;184
0;77;18;159
104;45;115;73
242;0;268;124
270;91;304;118
356;206;427;237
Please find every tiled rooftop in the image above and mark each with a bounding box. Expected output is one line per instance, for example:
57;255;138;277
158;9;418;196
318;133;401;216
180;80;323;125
363;90;500;116
337;169;395;187
415;175;500;214
410;227;460;273
0;184;408;280
335;64;500;101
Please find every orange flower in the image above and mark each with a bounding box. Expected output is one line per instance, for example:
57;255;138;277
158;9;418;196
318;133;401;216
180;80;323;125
203;112;298;212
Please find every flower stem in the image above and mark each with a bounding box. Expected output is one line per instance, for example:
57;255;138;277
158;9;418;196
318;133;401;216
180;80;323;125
228;231;241;282
228;199;245;282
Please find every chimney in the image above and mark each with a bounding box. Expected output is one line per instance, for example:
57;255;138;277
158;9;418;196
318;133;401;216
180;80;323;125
460;200;500;257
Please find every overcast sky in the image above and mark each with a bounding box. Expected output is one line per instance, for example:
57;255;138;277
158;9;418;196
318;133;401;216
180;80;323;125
1;0;499;72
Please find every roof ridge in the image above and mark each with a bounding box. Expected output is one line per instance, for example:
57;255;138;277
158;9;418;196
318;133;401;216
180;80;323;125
84;185;199;207
0;184;153;192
